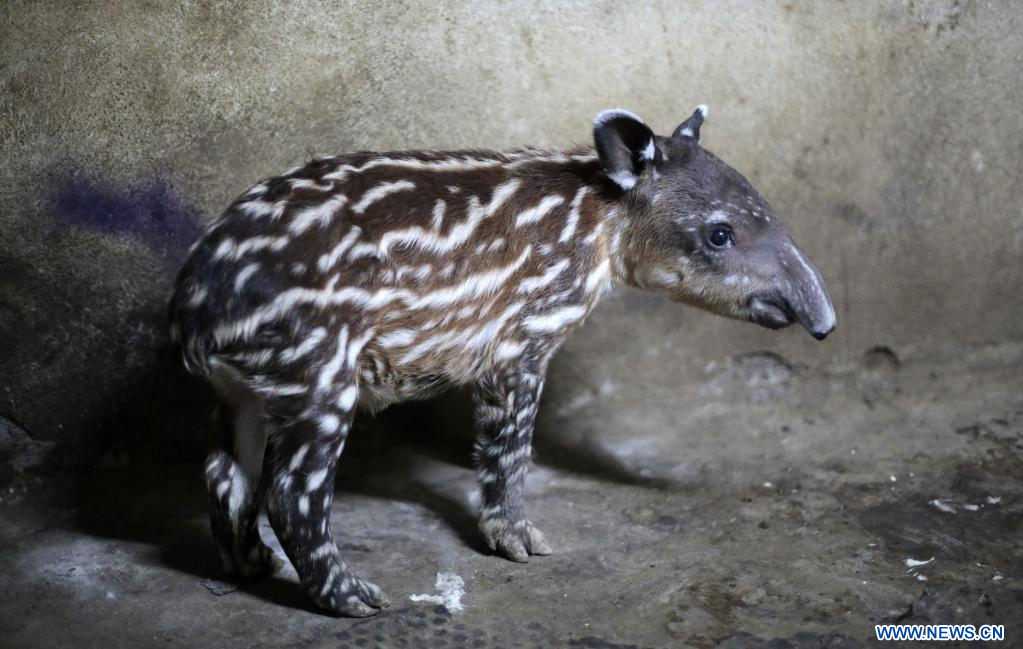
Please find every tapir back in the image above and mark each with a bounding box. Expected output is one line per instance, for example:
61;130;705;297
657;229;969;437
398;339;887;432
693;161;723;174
170;148;616;402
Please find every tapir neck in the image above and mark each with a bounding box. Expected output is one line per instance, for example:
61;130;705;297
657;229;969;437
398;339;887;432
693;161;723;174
499;147;631;306
564;160;633;304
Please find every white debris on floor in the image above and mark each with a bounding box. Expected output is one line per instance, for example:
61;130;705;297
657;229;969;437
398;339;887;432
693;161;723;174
905;557;934;568
409;571;466;613
905;556;935;581
929;499;957;513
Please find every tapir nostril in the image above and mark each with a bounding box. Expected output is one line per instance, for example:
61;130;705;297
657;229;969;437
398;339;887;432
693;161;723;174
811;322;836;341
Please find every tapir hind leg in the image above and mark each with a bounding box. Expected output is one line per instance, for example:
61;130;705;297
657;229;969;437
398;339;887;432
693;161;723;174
203;364;279;578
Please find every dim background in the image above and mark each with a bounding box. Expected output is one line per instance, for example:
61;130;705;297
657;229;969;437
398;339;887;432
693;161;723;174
1;2;1020;648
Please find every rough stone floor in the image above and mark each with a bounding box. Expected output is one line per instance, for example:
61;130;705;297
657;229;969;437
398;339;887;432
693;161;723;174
1;342;1020;648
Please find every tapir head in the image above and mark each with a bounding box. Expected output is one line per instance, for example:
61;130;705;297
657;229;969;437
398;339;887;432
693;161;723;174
594;106;837;340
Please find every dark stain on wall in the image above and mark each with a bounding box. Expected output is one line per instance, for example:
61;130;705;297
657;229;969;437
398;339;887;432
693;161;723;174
49;174;203;267
0;171;214;471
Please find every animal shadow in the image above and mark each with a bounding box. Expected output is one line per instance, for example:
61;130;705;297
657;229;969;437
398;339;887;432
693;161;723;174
64;366;668;611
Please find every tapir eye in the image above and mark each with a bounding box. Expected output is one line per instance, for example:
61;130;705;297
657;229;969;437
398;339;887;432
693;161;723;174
706;226;733;248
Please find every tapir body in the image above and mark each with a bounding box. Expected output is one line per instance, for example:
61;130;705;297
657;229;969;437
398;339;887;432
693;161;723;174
169;106;835;616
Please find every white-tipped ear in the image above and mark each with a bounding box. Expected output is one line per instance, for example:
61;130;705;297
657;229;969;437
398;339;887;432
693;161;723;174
673;104;709;143
593;109;659;191
594;109;646;129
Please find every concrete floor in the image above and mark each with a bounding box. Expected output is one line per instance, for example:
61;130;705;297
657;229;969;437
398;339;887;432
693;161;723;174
1;341;1021;648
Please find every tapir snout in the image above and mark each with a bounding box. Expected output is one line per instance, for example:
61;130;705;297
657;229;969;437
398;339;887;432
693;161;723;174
749;240;836;340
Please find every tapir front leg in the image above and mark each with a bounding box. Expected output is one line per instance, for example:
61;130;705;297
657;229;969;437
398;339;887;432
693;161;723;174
473;365;552;562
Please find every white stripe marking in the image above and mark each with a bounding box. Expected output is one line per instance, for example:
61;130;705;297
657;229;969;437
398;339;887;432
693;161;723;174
518;258;570;294
351;180;416;214
522;305;588;332
559;186;589;243
317;227;362;272
289;195;347;235
515;195;565;228
233;262;260;293
316;326;350;392
213;249;531;347
373;180;520;256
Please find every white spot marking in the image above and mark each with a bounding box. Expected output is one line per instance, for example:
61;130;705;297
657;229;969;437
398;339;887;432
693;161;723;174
608;170;636;191
494;340;524;361
306;468;328;492
336;384;358;411
642;139;655;160
290;443;310;471
317;414;340;436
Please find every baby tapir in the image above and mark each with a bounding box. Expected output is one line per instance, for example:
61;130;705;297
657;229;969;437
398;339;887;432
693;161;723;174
169;105;836;616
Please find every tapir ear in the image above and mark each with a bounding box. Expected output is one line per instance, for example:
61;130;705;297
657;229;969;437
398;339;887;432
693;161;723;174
593;109;659;191
672;104;709;144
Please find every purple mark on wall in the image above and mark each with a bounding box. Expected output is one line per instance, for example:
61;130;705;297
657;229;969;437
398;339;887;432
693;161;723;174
50;176;203;266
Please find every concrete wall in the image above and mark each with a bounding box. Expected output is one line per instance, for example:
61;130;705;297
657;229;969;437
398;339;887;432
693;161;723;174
2;0;1021;456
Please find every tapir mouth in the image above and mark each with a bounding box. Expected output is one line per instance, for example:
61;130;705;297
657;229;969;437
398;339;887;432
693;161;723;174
748;295;795;330
749;293;835;340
